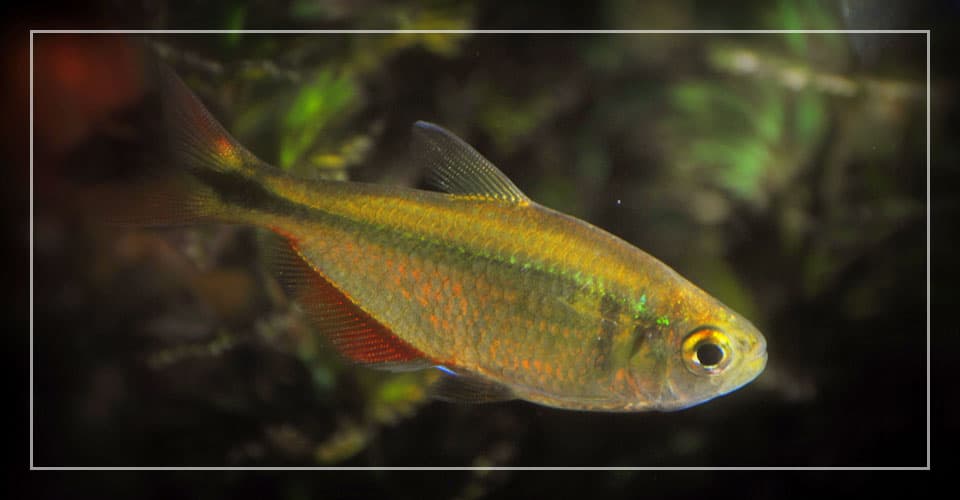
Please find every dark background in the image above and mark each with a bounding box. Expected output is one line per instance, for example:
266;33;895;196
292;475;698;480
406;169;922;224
7;0;955;497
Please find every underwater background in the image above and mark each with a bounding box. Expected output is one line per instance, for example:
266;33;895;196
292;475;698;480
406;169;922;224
15;0;951;496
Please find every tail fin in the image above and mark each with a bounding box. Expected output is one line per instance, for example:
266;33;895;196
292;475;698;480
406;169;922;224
76;175;226;226
158;64;264;178
76;63;268;226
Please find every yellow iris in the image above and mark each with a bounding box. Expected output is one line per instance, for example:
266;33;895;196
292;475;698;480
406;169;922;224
682;327;732;375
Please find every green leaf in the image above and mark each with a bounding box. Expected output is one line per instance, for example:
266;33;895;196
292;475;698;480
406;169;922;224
280;69;359;169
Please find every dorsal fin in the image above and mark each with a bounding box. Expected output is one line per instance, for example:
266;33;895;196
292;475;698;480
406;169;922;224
260;230;432;372
411;121;531;205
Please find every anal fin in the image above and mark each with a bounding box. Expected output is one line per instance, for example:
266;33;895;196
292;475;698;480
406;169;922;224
260;230;432;371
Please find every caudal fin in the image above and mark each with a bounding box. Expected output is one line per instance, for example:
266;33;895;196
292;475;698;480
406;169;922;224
77;62;270;226
158;64;264;178
77;174;225;226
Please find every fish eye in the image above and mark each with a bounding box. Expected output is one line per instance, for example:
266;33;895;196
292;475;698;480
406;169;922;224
696;342;724;366
682;327;732;375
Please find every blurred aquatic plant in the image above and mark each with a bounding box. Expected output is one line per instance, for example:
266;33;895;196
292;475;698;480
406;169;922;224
147;330;237;368
312;371;436;464
766;0;847;59
475;81;576;155
653;32;923;298
279;68;361;173
705;39;924;298
656;75;827;211
452;441;516;500
155;15;473;182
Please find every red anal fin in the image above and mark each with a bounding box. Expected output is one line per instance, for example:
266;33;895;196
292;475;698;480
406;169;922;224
261;230;431;371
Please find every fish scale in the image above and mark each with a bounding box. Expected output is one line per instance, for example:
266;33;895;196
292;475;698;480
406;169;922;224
282;208;615;394
256;195;676;408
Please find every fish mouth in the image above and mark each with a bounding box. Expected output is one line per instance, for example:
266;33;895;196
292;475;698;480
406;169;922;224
737;334;768;385
754;333;767;358
748;334;768;371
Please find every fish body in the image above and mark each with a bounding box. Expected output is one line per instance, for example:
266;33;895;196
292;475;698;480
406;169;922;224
125;67;767;412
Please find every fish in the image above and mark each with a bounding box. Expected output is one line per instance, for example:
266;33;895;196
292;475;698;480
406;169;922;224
100;65;767;412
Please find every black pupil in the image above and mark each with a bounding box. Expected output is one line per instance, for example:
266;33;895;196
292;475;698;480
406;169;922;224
696;343;724;366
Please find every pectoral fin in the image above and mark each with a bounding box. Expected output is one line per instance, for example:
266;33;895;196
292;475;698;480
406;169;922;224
428;371;516;404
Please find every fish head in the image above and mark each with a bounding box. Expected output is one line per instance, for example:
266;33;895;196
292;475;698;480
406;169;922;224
624;289;767;411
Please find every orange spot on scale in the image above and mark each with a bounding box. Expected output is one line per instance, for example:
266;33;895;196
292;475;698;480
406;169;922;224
447;281;467;317
615;368;626;384
429;314;440;330
522;359;530;370
543;361;552;377
533;360;542;372
440;298;453;317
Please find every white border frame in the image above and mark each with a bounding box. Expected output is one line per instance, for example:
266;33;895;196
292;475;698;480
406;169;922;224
29;29;931;471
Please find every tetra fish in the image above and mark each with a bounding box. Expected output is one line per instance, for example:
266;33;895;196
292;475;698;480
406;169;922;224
103;66;767;412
